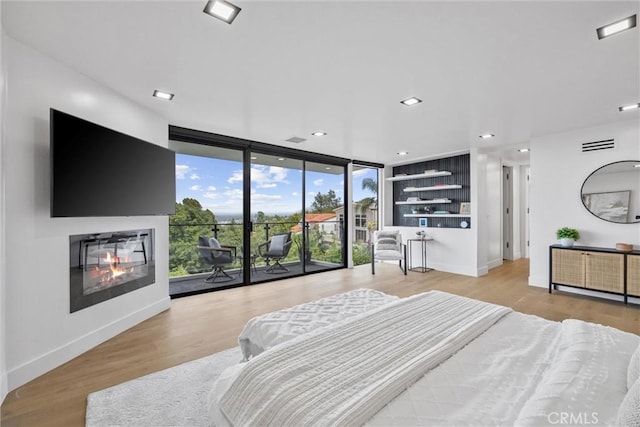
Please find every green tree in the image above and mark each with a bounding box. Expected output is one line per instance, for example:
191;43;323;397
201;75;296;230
355;177;377;214
311;190;342;213
169;198;217;276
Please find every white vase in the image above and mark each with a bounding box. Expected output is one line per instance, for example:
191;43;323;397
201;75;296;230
560;238;575;247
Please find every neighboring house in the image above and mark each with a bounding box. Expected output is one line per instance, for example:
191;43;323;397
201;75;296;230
334;203;377;243
290;213;338;235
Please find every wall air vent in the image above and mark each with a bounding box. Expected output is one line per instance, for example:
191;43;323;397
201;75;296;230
286;136;306;144
582;139;615;153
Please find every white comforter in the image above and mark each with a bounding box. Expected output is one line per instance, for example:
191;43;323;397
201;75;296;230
211;291;639;426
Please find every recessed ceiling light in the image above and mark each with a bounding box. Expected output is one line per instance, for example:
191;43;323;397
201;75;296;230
597;15;636;39
634;164;640;168
619;103;640;112
518;148;530;153
277;157;285;161
397;151;409;156
203;0;241;24
250;156;257;160
325;167;332;170
400;97;422;107
153;90;174;100
312;132;327;136
479;134;495;139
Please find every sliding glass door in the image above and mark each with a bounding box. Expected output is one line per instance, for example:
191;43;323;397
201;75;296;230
304;161;345;273
168;141;245;296
249;153;303;283
168;129;349;297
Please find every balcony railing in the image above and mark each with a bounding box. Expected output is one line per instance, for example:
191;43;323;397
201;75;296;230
168;220;347;278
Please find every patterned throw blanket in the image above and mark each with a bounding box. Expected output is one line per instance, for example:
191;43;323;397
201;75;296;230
219;291;512;427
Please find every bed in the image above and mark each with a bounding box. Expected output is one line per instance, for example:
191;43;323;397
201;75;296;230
209;289;640;427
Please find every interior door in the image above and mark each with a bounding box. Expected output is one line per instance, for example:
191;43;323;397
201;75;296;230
502;166;514;260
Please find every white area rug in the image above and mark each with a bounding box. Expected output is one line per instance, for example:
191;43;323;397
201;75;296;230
86;347;242;427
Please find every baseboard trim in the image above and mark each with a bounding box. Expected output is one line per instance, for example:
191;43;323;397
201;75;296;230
6;297;170;393
1;372;7;405
487;259;503;270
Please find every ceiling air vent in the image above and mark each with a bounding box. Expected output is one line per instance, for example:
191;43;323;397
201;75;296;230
582;139;615;153
286;136;306;143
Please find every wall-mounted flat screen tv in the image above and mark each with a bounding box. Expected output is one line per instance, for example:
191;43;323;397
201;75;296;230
50;109;176;217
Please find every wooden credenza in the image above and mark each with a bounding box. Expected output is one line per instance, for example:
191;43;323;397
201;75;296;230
549;244;640;304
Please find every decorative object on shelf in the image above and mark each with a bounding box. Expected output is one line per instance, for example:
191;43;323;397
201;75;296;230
616;243;633;252
459;202;471;215
433;210;450;215
416;230;427;239
556;227;580;247
460;221;469;229
418;218;427;227
406;197;420;202
411;207;431;214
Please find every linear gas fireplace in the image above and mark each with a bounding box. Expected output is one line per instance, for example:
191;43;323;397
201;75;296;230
69;229;155;313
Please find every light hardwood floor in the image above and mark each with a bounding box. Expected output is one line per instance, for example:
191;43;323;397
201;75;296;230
2;259;638;426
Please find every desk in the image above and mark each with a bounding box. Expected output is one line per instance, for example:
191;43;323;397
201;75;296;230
407;238;433;273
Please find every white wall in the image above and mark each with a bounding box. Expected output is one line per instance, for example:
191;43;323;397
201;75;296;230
529;119;640;289
0;7;8;403
2;34;171;394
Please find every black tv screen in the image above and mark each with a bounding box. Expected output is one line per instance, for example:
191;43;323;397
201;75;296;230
50;109;176;217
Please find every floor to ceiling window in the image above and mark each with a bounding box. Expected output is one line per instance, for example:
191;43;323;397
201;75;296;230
351;164;379;266
167;128;349;297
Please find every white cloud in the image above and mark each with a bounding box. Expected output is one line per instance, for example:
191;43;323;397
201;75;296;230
352;168;371;177
292;192;299;196
207;185;217;191
252;193;282;201
224;189;243;199
189;185;202;191
190;173;200;180
268;166;288;182
313;178;324;186
308;191;316;197
203;192;220;199
228;170;243;184
175;164;190;179
233;165;291;189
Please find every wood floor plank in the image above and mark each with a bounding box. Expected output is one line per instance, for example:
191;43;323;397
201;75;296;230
1;259;638;426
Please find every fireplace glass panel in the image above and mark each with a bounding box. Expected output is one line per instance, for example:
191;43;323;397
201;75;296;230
70;229;155;312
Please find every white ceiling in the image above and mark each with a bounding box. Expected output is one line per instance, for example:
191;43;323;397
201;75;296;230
3;1;639;165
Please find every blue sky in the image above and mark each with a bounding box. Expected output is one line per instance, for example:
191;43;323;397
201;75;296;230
175;154;377;216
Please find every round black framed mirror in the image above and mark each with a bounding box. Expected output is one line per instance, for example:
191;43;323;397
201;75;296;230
580;160;640;224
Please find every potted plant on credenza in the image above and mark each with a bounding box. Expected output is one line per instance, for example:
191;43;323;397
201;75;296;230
556;227;580;247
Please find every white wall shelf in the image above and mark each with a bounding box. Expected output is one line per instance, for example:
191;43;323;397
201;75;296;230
387;171;451;181
403;213;470;218
395;200;452;205
403;184;462;192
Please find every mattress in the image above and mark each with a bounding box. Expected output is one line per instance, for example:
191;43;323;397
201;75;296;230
210;290;639;426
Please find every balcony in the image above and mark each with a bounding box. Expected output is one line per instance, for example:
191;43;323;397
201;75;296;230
169;221;346;296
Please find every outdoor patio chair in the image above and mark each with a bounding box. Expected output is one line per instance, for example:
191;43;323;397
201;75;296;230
197;236;237;282
258;232;293;273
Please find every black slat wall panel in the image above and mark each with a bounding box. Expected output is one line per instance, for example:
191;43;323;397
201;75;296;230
392;153;471;228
